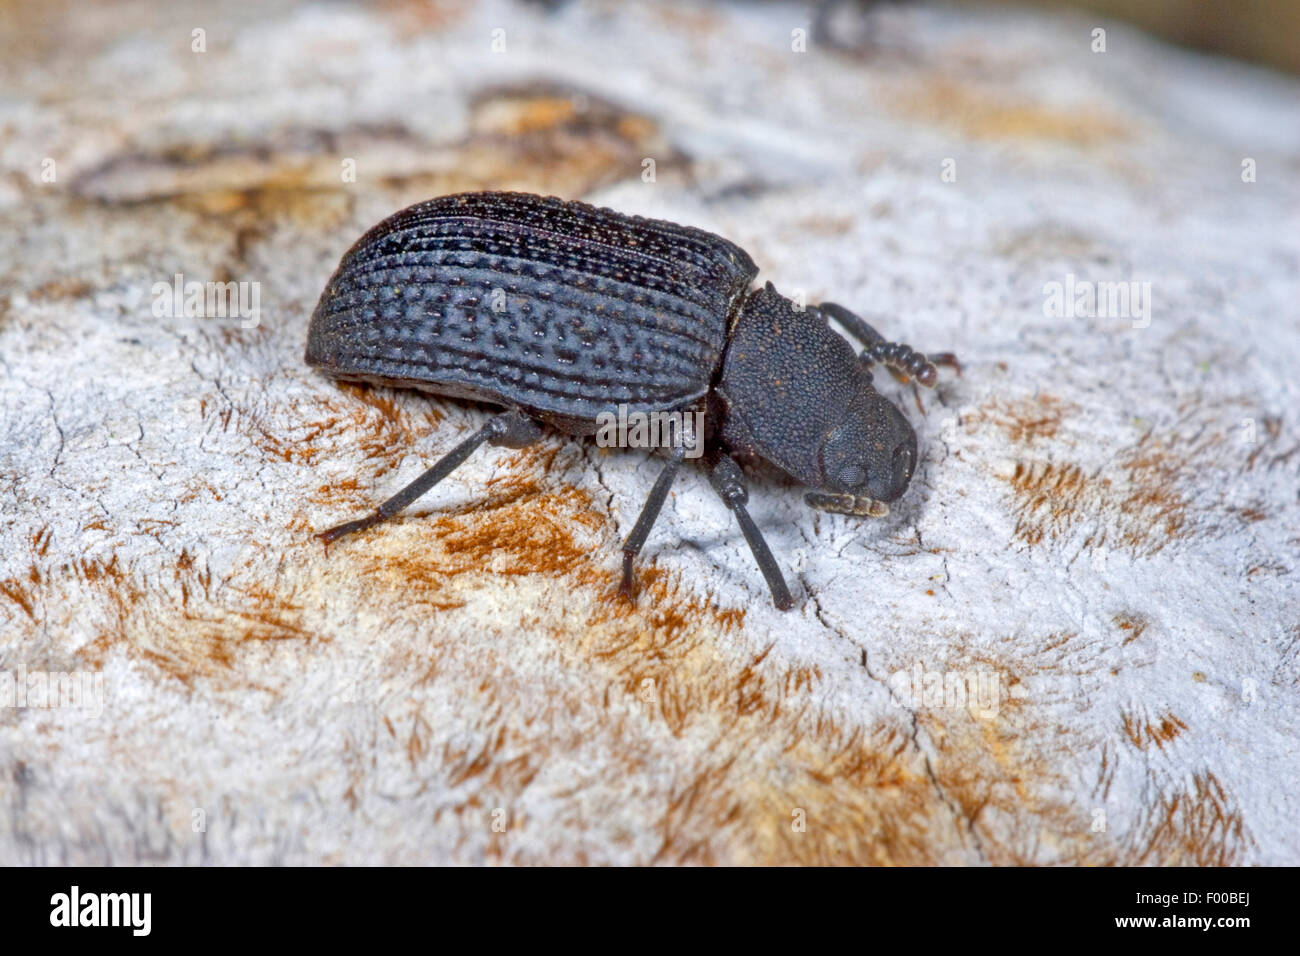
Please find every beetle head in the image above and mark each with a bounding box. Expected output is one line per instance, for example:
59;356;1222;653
805;385;917;517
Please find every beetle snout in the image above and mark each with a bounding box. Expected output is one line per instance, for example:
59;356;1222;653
862;431;915;503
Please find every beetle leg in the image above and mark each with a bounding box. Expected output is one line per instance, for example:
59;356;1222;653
708;454;794;611
619;446;688;602
816;301;960;389
316;409;541;545
926;352;963;375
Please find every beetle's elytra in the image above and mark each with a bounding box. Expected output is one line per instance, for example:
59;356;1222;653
306;191;957;610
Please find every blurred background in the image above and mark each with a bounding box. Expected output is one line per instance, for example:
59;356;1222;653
2;0;1298;74
962;0;1299;75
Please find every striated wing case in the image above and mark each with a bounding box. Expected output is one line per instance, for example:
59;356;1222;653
305;191;758;429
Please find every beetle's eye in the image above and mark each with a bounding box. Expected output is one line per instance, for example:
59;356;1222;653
837;464;867;488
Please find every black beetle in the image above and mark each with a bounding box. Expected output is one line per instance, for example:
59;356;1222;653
305;191;956;610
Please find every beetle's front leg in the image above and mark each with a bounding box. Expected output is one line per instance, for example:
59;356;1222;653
708;454;794;611
816;301;961;387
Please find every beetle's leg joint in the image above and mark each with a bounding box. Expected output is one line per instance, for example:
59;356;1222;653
487;409;544;448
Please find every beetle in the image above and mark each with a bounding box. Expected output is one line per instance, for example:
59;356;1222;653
305;191;957;610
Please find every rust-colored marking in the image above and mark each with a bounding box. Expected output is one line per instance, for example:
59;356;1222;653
1122;709;1188;751
1113;611;1148;646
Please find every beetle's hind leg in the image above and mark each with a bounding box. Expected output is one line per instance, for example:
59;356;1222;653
619;446;687;602
316;409;542;545
816;301;962;388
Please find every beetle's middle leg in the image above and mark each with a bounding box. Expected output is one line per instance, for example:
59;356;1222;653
317;408;542;545
708;454;794;611
618;445;688;602
816;301;962;387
